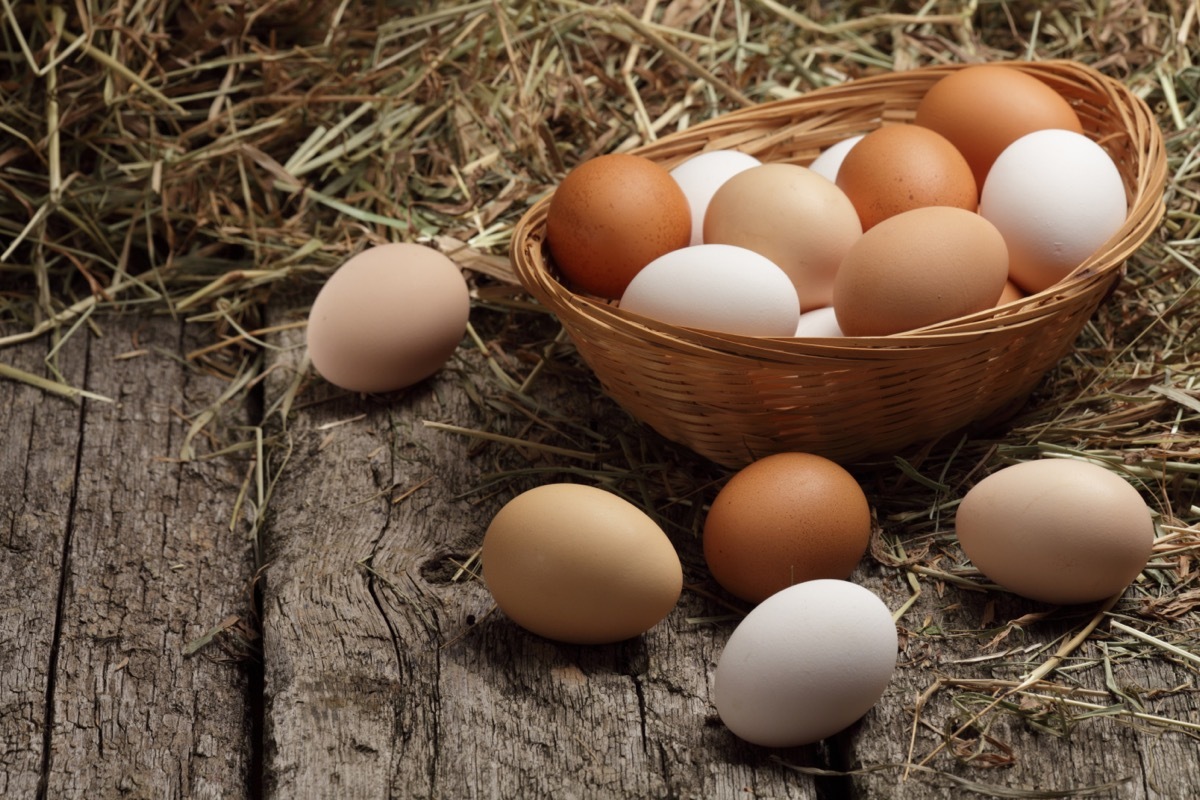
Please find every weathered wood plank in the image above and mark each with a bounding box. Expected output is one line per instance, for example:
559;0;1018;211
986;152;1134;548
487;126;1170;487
1;317;254;799
260;307;824;799
0;329;86;799
849;558;1200;799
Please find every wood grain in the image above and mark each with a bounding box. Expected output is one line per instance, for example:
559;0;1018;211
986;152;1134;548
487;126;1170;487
258;308;824;799
5;309;1198;799
0;317;254;799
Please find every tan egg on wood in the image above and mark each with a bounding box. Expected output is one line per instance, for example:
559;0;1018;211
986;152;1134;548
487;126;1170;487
482;484;683;644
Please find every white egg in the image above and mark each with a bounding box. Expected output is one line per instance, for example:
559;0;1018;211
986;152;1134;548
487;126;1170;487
713;579;897;748
793;306;844;337
980;129;1128;294
619;244;800;337
807;134;865;182
669;150;762;246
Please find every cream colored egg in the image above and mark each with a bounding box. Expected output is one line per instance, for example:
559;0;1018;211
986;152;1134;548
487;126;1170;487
306;243;470;393
955;459;1155;604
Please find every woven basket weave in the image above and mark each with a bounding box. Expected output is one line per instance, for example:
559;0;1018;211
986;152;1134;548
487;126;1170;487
510;60;1167;468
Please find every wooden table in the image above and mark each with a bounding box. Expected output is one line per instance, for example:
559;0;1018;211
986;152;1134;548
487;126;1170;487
3;305;1198;799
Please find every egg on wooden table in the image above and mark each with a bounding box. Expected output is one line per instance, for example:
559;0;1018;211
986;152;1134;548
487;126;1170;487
954;459;1155;605
713;580;898;747
481;483;683;645
305;242;470;394
702;452;872;604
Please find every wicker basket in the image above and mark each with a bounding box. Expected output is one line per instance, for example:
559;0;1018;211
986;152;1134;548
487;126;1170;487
510;60;1167;468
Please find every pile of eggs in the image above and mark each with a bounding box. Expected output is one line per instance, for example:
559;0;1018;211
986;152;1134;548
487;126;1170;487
481;451;1156;748
299;64;1154;752
544;65;1129;337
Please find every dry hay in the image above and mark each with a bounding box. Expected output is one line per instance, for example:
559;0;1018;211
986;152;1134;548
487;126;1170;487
2;0;1200;788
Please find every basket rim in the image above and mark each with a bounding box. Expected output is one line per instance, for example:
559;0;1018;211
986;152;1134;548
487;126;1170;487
510;59;1168;354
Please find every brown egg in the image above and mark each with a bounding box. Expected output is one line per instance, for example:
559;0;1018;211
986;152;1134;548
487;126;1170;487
702;453;872;605
546;153;691;299
833;206;1008;336
997;280;1025;306
955;459;1154;604
482;484;682;644
306;243;470;393
836;124;977;230
915;64;1084;190
703;164;863;310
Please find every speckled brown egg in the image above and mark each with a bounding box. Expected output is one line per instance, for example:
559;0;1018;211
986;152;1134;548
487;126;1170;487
836;124;977;230
833;206;1008;336
702;453;872;605
915;64;1084;191
546;153;692;299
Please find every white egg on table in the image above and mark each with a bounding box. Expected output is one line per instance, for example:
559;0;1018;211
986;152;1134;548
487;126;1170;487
713;579;897;748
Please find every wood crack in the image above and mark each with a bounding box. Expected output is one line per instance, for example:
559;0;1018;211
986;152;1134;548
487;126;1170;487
35;335;90;800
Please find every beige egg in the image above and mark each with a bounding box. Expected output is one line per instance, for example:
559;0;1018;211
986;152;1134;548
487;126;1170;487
703;163;862;311
833;206;1008;336
955;459;1155;604
481;484;682;644
306;243;470;393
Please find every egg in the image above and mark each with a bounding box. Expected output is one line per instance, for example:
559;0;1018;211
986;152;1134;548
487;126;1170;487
713;580;897;747
955;459;1155;605
703;164;862;310
980;129;1128;294
835;124;977;230
997;280;1025;306
619;244;800;337
546;153;692;299
793;306;844;338
702;453;872;604
807;134;865;182
481;484;682;644
833;206;1009;336
915;64;1084;190
668;150;762;246
305;242;470;393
